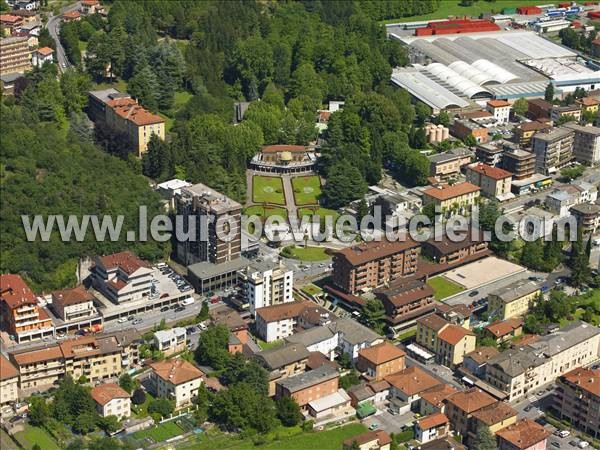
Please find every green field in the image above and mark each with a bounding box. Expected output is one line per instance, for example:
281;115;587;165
292;176;322;206
298;206;339;221
281;245;330;262
132;420;185;443
14;426;60;450
258;339;284;350
427;276;464;300
0;429;19;450
253;176;286;205
245;205;288;221
383;0;552;23
301;284;323;297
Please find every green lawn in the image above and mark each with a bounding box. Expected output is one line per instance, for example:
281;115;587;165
291;175;321;206
132;420;185;443
427;276;464;300
258;339;284;350
281;245;330;262
298;206;339;221
396;329;416;342
0;429;18;450
383;0;552;23
94;79;128;93
173;90;193;110
78;40;88;52
253;176;286;205
132;391;155;418
301;283;323;297
244;205;288;221
14;425;60;450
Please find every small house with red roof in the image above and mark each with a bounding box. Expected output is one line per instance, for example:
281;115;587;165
91;382;131;418
466;162;513;201
62;10;81;22
32;46;53;68
0;354;19;405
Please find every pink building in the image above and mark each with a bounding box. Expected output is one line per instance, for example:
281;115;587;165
496;419;550;450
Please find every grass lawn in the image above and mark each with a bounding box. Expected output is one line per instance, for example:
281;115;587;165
396;329;416;342
427;276;464;300
94;79;128;93
173;90;193;110
244;205;288;221
0;429;18;450
291;175;321;206
383;0;552;23
258;339;284;350
253;176;286;205
301;283;323;297
298;207;339;221
282;245;330;262
132;390;155;418
132;420;184;443
14;425;60;450
78;40;88;52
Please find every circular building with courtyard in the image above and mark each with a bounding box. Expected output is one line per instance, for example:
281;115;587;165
250;144;317;174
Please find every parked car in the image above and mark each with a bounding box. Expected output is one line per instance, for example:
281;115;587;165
175;306;185;313
469;290;479;297
160;306;170;312
578;441;589;448
524;405;533;412
558;430;570;438
551;442;561;448
368;423;379;430
132;318;143;325
117;317;128;323
127;316;135;321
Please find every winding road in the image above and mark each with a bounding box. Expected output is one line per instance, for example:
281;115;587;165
46;2;80;72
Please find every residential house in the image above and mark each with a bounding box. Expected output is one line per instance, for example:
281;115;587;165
329;318;384;360
532;127;574;174
0;14;23;33
62;10;81;22
347;380;391;407
237;259;293;315
563;122;600;166
210;306;249;349
285;325;339;360
420;438;467;450
375;280;436;331
466;163;513;201
487;279;541;320
527;98;552;121
0;36;31;76
90;251;153;304
550;104;581;123
0;354;19;405
421;230;489;265
462;347;499;377
451;119;489;144
415;413;449;444
419;384;458;416
496;419;550;450
485;318;524;344
275;365;339;408
342;430;392;450
31;46;53;67
386;366;441;414
576;97;599;114
306;388;354;422
255;300;332;343
486;99;511;123
545;182;597;217
255;343;310;396
51;285;96;322
570;202;600;234
356;342;406;382
331;238;420;295
153;327;187;356
444;388;497;440
421;182;481;218
515;120;552;147
91;383;131;419
0;274;53;343
80;0;102;14
501;149;536;180
468;401;518;441
149;359;204;408
485;321;600;401
416;312;476;367
553;367;599;438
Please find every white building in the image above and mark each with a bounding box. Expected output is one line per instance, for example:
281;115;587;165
91;383;131;419
149;359;204;408
51;285;96;322
415;413;449;444
545;182;598;217
91;251;153;304
31;47;53;68
238;260;293;315
0;354;19;406
486;99;511;124
153;327;187;356
307;389;354;422
285;325;339;359
329;318;384;361
156;179;192;210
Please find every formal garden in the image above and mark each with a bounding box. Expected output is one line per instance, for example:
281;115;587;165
252;176;286;205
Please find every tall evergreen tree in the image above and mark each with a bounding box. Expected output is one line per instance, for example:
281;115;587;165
545;83;555;102
472;425;498;450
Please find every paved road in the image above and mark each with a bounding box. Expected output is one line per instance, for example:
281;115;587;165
46;2;80;72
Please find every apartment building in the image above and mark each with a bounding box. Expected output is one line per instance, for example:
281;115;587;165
375;280;436;330
275;365;339;408
0;13;23;32
153;327;187;356
486;99;511;123
285;325;339;359
421;182;481;217
427;153;463;180
553;367;599;438
532;127;574;174
485;321;600;401
487;279;541;320
51;285;96;322
576;97;599;114
550;104;582;123
0;274;53;343
451;119;489;144
570;202;600;234
415;413;449;444
331;238;420;295
496;419;551;450
328;318;384;361
468;401;517;443
466;163;513;200
175;182;242;267
0;36;31;75
501;149;536;180
90;251;153;304
421;230;488;265
419;383;458;416
527;98;552;121
463;347;499;378
150;359;204;408
255;343;310;396
356;342;406;382
475;143;504;166
386;366;441;414
238;260;293;315
444;388;497;440
0;354;19;405
563;122;600;166
255;300;332;343
416;312;476;367
91;383;131;419
87;89;165;157
515;120;552;147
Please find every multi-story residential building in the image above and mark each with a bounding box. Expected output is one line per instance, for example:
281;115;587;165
485;321;600;401
153;327;187;356
501;149;536;180
255;343;310;396
175;182;242;267
462;347;499;377
486;99;511;123
532;127;574;174
237;260;293;315
149;359;204;408
275;365;339;408
0;354;19;405
416;312;475;367
545;182;597;217
527;98;552;121
468;401;517;442
51;285;96;322
285;325;339;359
10;345;65;391
329;318;384;361
375;280;436;331
570;202;600;234
475;143;504;166
427;153;463;180
496;419;551;450
553;367;599;438
515;120;552;147
342;430;392;450
466;163;513;200
0;36;31;75
415;413;449;444
0;274;53;343
444;388;497;440
91;383;131;419
90;251;153;304
386;366;441;414
576;97;599;114
421;182;481;218
331;238;420;295
80;0;101;14
356;342;406;382
421;230;488;265
255;300;332;343
0;13;23;32
563;123;600;166
419;383;458;416
484;318;523;344
487;279;541;320
451;119;489;144
550;104;582;123
31;46;53;68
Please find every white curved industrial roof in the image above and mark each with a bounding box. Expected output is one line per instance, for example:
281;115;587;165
449;61;494;85
472;59;519;84
425;63;491;99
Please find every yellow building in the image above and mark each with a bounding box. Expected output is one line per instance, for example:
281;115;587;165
487;279;540;320
0;354;19;405
577;97;599;114
422;182;480;217
0;36;31;76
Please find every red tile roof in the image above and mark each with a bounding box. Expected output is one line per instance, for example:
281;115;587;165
52;285;94;307
496;419;551;449
423;182;480;201
485;318;523;338
261;145;307;153
150;359;204;385
0;354;19;381
0;14;22;24
446;388;496;413
487;99;510;108
561;367;599;397
334;237;419;267
519;121;551;132
82;0;99;5
471;401;517;425
578;97;599;107
343;430;392;447
256;300;312;323
418;412;449;430
91;383;130;406
63;11;81;19
97;251;150;275
11;345;64;366
464;346;499;365
420;384;458;409
468;163;512;180
437;324;474;346
36;47;54;56
417;313;449;332
358;342;406;365
384;366;441;396
0;274;37;310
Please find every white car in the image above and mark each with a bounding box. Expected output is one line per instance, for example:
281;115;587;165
117;317;128;323
181;297;195;306
578;442;589;449
557;430;570;438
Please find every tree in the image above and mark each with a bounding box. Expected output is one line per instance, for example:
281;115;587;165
322;162;368;209
569;225;591;286
340;370;361;389
97;415;121;433
415;102;431;126
463;134;477;147
363;299;385;333
220;352;269;395
560;165;585;181
32;445;42;450
336;352;352;369
435;111;450;127
148;398;174;418
276;396;302;427
119;373;135;394
142;135;171;180
356;198;369;222
196;302;209;321
72;412;98;434
520;239;545;271
545;83;555;102
422;203;437;223
60;69;92;115
128;62;159;112
195;324;231;370
512;97;528;117
28;396;49;426
556;114;576;126
472;424;498;450
131;388;146;405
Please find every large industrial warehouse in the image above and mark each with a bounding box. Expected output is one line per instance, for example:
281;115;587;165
389;28;600;113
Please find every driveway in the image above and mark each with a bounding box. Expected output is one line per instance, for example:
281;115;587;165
362;409;415;434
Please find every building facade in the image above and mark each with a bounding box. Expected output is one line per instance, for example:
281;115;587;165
0;36;31;75
532;127;574;175
356;342;406;382
51;285;96;322
149;359;204;408
153;327;187;356
91;383;131;419
0;354;19;405
421;182;481;218
501;150;536;180
275;365;340;408
563;123;600;166
486;99;511;123
466;163;513;200
553;368;599;438
238;260;293;315
487;279;540;320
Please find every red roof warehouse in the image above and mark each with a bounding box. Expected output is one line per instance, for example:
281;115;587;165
415;19;500;36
